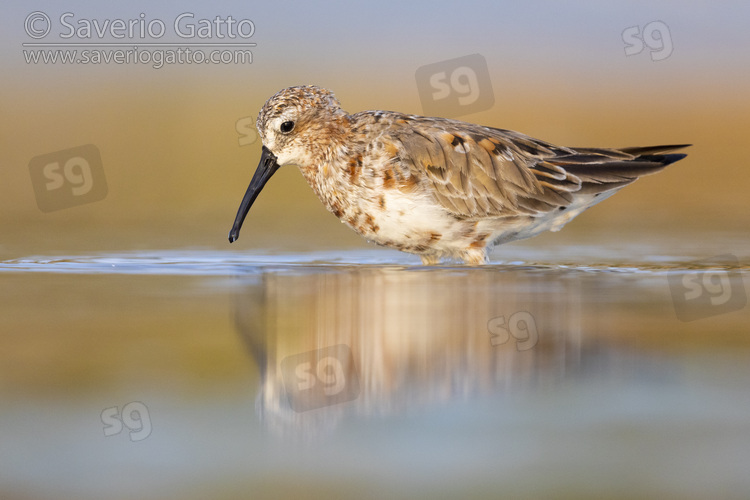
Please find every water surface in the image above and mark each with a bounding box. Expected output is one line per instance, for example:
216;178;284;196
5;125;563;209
1;248;748;499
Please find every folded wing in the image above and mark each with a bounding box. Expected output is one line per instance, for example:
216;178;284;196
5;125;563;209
391;116;689;219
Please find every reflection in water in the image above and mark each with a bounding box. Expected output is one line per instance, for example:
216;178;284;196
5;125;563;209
235;267;592;436
1;256;748;498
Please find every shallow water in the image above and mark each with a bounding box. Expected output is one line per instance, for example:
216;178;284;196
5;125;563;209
1;247;749;499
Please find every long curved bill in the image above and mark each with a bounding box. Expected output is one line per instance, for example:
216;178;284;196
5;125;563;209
228;146;280;243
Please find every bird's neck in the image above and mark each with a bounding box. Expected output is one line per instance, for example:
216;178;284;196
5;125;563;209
297;147;358;220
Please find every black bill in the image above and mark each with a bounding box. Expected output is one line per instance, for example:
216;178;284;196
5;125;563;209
228;146;280;243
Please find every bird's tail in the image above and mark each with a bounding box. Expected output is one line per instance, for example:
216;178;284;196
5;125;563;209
545;144;690;194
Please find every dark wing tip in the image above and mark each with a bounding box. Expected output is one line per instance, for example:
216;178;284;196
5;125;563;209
658;153;688;166
619;144;692;156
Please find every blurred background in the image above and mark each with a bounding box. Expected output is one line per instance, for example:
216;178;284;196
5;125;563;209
1;1;749;499
1;0;748;257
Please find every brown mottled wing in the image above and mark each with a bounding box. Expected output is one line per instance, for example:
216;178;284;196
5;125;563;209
392;118;579;217
390;116;689;218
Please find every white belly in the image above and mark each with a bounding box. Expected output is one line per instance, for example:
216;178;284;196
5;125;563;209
354;188;620;258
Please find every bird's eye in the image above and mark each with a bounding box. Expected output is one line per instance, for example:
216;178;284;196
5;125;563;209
280;121;295;133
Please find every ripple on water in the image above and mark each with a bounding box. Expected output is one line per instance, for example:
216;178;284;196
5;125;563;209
0;248;747;276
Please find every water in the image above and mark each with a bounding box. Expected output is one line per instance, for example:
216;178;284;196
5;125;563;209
1;247;748;499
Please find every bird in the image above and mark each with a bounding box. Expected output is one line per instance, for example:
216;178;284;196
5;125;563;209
228;85;689;265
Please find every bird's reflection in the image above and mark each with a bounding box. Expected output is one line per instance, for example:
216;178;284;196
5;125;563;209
235;266;590;437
